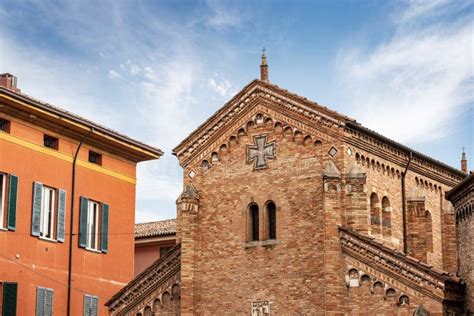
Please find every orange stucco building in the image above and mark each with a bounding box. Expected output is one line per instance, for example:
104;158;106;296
0;73;162;315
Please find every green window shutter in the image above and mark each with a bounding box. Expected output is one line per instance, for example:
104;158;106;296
44;289;53;316
91;296;98;316
100;203;109;253
79;196;89;248
2;282;18;316
7;175;18;231
31;182;43;236
35;287;45;316
83;294;91;316
56;189;67;242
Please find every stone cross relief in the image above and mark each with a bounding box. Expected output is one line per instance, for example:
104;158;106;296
247;135;276;170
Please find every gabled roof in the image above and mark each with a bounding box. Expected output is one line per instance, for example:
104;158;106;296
134;219;176;239
0;86;163;161
172;78;465;181
172;79;355;160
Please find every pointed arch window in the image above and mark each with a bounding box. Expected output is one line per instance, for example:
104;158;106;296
266;201;277;240
249;204;259;241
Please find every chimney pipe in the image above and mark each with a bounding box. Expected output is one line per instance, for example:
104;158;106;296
0;73;20;93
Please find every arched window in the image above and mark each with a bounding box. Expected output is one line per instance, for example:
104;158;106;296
249;204;259;241
266;201;277;240
381;196;391;238
370;193;381;236
144;306;152;316
425;211;433;252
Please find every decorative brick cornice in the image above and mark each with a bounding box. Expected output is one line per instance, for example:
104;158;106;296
345;123;465;187
172;79;352;167
106;244;181;313
338;226;464;304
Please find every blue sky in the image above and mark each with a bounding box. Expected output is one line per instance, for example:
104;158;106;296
0;0;472;222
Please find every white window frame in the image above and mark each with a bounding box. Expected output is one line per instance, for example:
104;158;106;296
40;186;55;240
0;173;6;229
86;201;99;251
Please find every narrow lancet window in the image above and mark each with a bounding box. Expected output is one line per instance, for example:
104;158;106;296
249;204;259;241
267;202;276;239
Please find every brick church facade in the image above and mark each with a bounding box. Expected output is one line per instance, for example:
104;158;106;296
106;54;471;315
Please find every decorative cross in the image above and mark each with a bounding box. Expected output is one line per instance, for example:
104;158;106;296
247;135;276;170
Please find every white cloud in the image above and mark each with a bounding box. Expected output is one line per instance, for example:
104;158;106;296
205;0;244;30
337;1;473;144
108;69;121;79
208;75;234;98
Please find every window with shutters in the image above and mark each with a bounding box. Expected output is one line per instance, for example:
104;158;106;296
43;134;59;150
83;294;99;316
79;196;109;253
36;287;53;316
0;119;10;133
40;186;55;240
31;182;66;242
87;201;100;250
0;173;7;229
1;282;18;316
0;173;18;232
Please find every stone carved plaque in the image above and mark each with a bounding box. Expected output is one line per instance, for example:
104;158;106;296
251;301;270;316
247;135;276;170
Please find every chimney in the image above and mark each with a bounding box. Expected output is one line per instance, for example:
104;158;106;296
461;148;468;173
0;73;21;93
260;48;269;82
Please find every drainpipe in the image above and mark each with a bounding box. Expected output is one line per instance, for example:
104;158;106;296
401;151;413;254
67;128;93;316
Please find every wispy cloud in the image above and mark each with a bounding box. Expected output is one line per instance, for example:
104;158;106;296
337;1;473;144
208;74;235;98
205;0;245;30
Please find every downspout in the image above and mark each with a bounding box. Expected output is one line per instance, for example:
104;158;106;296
401;151;413;254
67;128;94;316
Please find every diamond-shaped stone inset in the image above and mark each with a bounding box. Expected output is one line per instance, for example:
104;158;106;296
247;135;276;170
188;170;196;179
328;146;338;157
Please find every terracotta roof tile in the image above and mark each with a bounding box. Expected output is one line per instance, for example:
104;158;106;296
134;219;176;238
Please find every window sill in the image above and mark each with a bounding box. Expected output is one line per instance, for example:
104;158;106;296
245;239;279;248
39;237;58;243
85;247;102;254
0;227;8;232
261;239;278;246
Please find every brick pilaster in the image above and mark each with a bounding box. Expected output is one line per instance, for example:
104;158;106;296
176;185;199;315
407;198;427;262
323;160;346;314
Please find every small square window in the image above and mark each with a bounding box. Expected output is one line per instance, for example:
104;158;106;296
0;119;11;133
43;135;59;150
88;151;102;165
